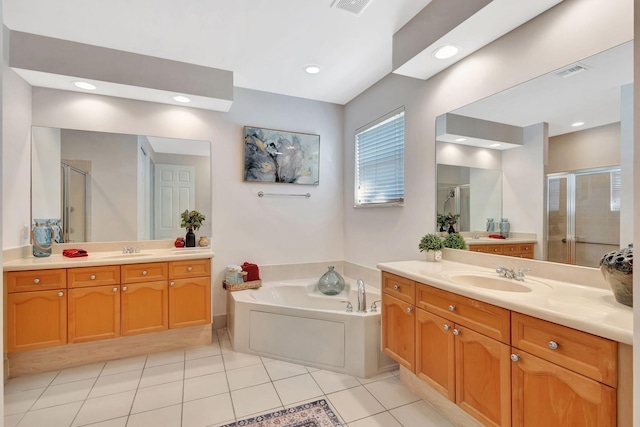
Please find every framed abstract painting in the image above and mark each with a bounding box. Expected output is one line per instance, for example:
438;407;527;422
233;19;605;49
244;126;320;185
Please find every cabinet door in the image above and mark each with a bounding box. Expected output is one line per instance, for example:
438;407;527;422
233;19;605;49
68;285;121;343
7;290;67;352
169;277;211;328
381;293;415;372
512;350;616;427
121;281;168;336
416;308;455;401
455;326;511;427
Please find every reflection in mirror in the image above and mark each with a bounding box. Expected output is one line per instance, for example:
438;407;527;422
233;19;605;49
437;165;502;233
32;127;211;243
435;41;632;266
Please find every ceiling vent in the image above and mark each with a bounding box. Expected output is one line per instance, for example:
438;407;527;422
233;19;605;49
332;0;373;15
556;63;589;78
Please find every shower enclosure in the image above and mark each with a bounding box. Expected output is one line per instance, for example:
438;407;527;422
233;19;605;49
437;185;470;232
61;161;89;243
547;167;620;267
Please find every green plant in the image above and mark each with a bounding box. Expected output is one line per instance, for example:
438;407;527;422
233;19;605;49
180;210;206;230
419;233;444;252
436;214;448;230
443;233;467;250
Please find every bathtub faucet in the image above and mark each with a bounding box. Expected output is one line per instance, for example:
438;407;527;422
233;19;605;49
357;279;367;313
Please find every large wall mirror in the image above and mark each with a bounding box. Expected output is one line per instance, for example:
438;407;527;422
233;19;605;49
435;41;633;267
32;127;212;243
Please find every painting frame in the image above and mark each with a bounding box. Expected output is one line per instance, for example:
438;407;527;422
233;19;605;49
243;126;320;185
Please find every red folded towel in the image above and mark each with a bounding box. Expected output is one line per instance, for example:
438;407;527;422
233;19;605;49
242;262;260;281
62;249;88;258
488;234;506;239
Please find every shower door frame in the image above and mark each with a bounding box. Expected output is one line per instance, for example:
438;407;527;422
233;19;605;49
61;161;89;243
546;166;620;266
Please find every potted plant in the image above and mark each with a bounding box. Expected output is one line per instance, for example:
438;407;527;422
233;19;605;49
443;212;461;234
436;214;449;234
180;209;206;247
443;233;468;250
419;233;444;262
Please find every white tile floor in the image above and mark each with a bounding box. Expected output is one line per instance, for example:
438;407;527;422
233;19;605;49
4;329;456;427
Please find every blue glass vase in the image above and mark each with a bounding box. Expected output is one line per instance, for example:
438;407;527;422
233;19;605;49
32;219;53;257
318;266;346;295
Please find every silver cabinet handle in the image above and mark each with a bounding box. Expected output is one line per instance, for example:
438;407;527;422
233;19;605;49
511;354;521;362
548;341;559;350
57;291;64;297
406;307;412;313
187;266;193;272
33;278;40;284
443;324;451;331
448;305;456;312
122;286;128;291
393;285;400;290
453;328;460;336
90;275;96;280
142;270;147;276
113;287;118;292
170;282;175;287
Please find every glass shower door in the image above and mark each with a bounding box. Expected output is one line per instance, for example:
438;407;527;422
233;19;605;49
61;162;89;243
547;168;620;267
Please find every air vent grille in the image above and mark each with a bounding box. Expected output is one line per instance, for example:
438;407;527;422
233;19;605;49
332;0;373;15
556;63;589;78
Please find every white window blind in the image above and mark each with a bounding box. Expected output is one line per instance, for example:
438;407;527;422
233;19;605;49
610;169;621;212
355;108;405;207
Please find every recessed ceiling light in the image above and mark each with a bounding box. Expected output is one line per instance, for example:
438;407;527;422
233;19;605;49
304;64;321;74
489;143;501;147
455;138;467;142
74;81;96;90
172;95;191;103
572;121;585;127
433;45;460;60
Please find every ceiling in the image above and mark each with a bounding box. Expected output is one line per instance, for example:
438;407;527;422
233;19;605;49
452;41;633;138
5;0;562;106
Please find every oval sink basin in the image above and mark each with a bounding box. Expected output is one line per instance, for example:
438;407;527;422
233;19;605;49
441;272;552;293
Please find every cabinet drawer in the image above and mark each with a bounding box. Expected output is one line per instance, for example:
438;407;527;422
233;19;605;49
7;269;67;293
485;245;504;254
511;312;617;387
382;272;415;304
121;262;168;284
416;283;510;343
68;265;120;288
503;244;519;255
468;245;488;253
169;259;210;279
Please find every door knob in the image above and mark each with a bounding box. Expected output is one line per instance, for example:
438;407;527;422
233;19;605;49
33;278;40;284
142;271;147;276
90;275;96;280
170;282;175;287
393;285;400;290
57;291;64;297
443;324;451;331
448;305;456;312
187;266;193;272
122;286;128;291
548;341;559;350
406;307;412;313
511;354;521;362
452;328;460;336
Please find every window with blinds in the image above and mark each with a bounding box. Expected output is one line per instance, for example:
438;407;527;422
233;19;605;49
610;169;621;212
355;108;405;207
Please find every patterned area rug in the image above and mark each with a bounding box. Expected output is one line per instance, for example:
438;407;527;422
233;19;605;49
221;399;343;427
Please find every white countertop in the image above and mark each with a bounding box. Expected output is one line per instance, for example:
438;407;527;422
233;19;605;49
377;260;633;345
3;248;215;271
465;237;537;245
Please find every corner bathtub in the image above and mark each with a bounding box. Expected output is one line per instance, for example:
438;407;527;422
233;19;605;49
227;279;397;378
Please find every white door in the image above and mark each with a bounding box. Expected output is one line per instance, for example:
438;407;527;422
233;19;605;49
154;164;196;240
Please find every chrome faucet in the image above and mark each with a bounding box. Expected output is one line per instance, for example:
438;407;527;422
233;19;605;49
514;268;531;281
357;279;367;313
494;263;531;281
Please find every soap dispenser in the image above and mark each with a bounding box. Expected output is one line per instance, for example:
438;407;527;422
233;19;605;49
499;218;510;238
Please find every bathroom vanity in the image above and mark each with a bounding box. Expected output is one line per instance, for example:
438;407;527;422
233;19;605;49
3;248;214;377
378;259;632;427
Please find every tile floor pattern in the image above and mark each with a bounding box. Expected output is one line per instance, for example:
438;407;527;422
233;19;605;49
4;329;456;427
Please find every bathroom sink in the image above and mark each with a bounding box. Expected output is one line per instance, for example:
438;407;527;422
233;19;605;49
441;272;552;293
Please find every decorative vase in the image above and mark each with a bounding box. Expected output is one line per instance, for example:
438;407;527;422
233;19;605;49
48;219;64;243
174;237;185;248
600;244;633;307
32;219;53;257
185;228;196;247
318;266;346;295
447;224;456;234
425;250;442;262
198;236;209;247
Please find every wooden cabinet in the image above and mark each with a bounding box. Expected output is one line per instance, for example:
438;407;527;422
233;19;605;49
68;285;121;343
168;259;211;328
511;350;616;427
7;269;66;293
7;289;67;352
415;283;511;427
381;292;415;371
121;281;169;336
68;265;120;288
468;243;534;258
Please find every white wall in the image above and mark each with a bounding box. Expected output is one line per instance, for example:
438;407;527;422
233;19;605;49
548;123;621;173
344;0;633;268
2;67;31;248
470;168;502;232
29;86;344;319
31;126;61;219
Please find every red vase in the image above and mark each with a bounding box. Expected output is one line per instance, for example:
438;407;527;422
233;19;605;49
174;237;185;248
